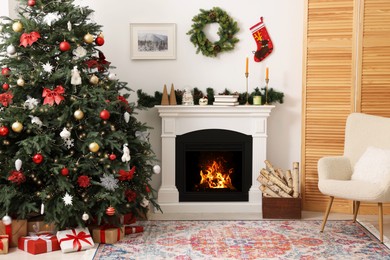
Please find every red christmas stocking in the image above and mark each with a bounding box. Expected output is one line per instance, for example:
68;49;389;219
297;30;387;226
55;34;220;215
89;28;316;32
250;17;273;62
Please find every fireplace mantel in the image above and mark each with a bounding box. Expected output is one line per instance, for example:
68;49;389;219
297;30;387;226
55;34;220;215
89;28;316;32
155;105;274;214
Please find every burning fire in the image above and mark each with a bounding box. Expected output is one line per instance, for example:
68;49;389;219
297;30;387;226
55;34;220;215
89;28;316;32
199;160;236;190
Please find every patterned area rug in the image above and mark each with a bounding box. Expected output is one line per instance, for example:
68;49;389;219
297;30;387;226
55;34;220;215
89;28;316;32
93;220;390;259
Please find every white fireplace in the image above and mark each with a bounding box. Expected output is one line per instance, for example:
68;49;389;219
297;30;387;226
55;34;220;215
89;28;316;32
155;105;274;214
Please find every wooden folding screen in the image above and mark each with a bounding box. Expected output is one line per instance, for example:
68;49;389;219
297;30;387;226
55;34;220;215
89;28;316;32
302;0;390;213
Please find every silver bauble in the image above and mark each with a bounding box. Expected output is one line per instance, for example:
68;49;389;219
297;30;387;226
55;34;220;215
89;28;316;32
153;165;161;174
2;215;12;225
7;45;16;55
82;212;89;221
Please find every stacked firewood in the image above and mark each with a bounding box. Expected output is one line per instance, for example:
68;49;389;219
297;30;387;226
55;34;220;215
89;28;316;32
257;160;300;198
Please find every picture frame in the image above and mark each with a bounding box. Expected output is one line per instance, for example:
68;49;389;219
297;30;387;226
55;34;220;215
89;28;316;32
130;23;176;60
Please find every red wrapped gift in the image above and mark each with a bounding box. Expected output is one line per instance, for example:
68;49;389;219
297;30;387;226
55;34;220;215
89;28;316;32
0;235;9;254
92;226;124;244
125;226;144;235
120;213;136;225
56;228;94;253
18;234;60;255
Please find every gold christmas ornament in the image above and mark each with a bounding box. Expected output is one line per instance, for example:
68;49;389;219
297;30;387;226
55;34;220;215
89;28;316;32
89;142;100;153
73;109;84;120
83;33;94;44
12;121;23;133
12;21;23;32
89;74;99;85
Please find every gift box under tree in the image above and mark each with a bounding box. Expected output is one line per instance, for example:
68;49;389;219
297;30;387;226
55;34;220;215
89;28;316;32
0;219;27;247
0;235;9;254
56;228;94;253
18;233;60;255
92;226;124;244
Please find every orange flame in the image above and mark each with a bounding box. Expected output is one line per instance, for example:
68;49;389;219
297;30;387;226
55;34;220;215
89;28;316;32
199;160;236;190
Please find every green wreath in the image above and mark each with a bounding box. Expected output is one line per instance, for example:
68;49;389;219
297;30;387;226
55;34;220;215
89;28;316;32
187;7;239;57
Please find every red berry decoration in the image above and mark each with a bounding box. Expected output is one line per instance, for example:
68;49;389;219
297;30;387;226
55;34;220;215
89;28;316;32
1;68;11;77
27;0;36;6
59;41;71;52
32;153;44;164
0;126;9;136
106;206;115;216
61;167;69;176
100;109;110;120
2;83;9;90
109;153;116;161
95;36;105;46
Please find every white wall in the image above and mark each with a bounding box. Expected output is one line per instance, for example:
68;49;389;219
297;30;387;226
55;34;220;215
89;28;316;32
4;0;304;193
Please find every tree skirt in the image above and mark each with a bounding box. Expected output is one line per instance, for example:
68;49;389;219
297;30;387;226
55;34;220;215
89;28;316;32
93;220;390;259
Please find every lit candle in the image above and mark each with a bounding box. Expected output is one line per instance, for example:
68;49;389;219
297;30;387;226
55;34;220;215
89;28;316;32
245;57;248;74
265;67;269;80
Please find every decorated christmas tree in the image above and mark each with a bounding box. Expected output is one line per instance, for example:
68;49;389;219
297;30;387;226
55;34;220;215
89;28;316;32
0;0;160;229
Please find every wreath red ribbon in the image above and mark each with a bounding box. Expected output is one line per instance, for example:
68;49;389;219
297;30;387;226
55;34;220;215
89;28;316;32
42;85;65;106
59;229;92;251
20;31;41;47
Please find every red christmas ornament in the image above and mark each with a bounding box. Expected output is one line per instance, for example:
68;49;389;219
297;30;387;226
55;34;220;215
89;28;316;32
27;0;36;6
2;83;9;90
20;31;41;47
0;126;9;136
59;41;71;52
95;37;105;46
109;153;117;161
32;153;44;164
61;167;69;176
100;109;110;120
1;68;11;77
106;206;115;216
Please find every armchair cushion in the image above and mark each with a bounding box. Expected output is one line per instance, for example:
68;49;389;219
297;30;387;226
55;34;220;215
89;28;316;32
351;146;390;184
318;156;352;181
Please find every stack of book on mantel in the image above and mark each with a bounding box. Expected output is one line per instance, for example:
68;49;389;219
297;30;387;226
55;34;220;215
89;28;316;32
213;95;239;106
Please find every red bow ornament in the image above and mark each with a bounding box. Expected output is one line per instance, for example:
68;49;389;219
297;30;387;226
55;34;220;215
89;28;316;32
20;31;41;47
42;85;65;106
0;91;13;107
118;166;136;181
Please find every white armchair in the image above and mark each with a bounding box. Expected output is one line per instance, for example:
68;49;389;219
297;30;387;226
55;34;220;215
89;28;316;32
318;113;390;243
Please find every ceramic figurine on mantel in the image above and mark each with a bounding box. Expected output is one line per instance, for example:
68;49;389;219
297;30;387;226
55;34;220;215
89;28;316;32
182;88;194;105
161;84;169;105
169;84;177;105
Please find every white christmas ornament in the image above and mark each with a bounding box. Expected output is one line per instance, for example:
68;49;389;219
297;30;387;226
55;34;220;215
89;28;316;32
121;143;131;163
60;127;71;139
82;212;89;221
29;115;43;127
42;62;54;74
153;165;161;174
67;21;72;31
73;46;87;59
2;215;12;225
108;73;117;80
41;203;45;215
124;112;130;123
15;159;22;171
7;45;16;55
135;130;150;142
71;66;81;85
24;96;39;110
63;192;73;206
43;12;61;26
140;197;149;208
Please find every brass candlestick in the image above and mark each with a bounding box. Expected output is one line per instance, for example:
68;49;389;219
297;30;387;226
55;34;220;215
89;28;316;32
245;72;249;105
265;78;269;105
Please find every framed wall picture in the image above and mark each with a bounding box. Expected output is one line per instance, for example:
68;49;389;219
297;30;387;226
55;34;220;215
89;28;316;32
130;23;176;60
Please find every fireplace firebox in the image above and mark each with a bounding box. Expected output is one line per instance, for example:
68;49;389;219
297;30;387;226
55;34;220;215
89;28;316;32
176;129;252;202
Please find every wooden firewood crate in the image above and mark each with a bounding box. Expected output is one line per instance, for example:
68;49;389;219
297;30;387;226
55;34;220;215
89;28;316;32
262;196;302;219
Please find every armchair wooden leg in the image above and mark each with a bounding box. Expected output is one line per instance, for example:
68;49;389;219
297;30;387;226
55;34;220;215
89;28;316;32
353;201;360;223
320;196;334;232
378;202;383;243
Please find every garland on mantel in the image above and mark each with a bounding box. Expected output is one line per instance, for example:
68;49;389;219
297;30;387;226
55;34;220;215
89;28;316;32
187;7;240;57
136;87;284;108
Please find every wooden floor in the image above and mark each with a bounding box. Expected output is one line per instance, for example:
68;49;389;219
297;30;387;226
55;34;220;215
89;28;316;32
6;211;390;259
